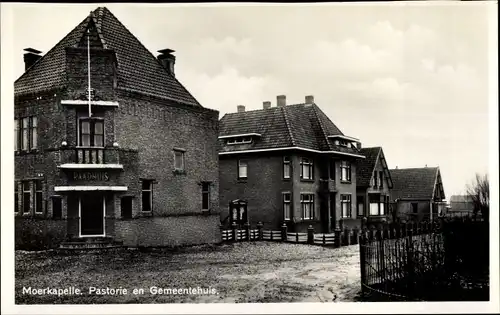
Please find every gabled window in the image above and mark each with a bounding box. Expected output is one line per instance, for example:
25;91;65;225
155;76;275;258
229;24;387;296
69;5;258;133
340;161;351;182
79;118;104;147
141;180;153;212
22;181;31;214
300;158;314;180
379;171;384;188
373;172;378;187
35;180;43;214
238;160;248;179
174;150;185;171
341;194;352;218
301;194;314;220
283;192;291;221
283;156;291;179
202;182;211;211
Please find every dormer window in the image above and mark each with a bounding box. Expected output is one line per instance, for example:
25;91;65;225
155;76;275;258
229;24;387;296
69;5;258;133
219;133;262;146
328;135;359;149
227;137;253;145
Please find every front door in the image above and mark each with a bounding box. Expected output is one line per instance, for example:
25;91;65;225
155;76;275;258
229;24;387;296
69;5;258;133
80;193;105;236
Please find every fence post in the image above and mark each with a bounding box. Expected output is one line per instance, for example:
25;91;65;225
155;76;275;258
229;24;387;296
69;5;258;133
244;222;251;241
406;225;415;298
281;223;288;242
232;222;237;242
334;229;342;247
353;228;359;245
307;225;314;245
359;231;367;297
377;229;386;290
345;228;351;246
257;221;263;241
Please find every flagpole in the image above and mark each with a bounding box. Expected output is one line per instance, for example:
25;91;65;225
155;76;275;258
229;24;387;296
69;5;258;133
87;28;92;118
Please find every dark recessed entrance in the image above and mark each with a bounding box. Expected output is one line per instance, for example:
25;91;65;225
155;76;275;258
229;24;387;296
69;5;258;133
80;193;105;236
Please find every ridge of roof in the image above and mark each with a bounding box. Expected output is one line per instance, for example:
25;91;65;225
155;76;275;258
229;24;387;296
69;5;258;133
282;106;296;146
311;104;329;149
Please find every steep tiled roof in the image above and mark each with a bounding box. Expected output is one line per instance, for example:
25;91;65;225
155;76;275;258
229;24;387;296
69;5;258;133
14;7;200;106
218;103;362;156
390;167;440;200
356;147;381;187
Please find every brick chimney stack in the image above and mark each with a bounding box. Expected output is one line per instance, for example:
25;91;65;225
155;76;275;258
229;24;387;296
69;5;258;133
157;48;176;76
277;95;286;107
23;48;42;71
263;101;271;109
305;95;314;105
237;105;245;113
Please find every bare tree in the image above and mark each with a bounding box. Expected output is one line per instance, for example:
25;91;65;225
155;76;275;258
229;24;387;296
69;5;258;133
466;173;489;220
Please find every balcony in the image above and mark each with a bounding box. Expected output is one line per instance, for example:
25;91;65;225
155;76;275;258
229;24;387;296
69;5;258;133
319;178;336;192
57;147;137;169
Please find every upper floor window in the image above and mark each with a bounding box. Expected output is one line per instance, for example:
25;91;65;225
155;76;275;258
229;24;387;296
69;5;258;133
15;116;37;151
329;159;336;180
141;180;153;212
341;194;352;218
283;192;291;221
227;137;252;145
340;161;351;182
202;182;211;211
238;160;248;179
79;118;103;147
379;171;384;188
174;149;185;171
300;194;314;220
300;158;314;180
373;172;378;187
283;156;291;179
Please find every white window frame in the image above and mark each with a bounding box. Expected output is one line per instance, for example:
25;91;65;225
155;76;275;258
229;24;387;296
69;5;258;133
300;194;314;220
173;149;185;171
300;157;314;180
340;161;351;182
227;137;253;145
341;194;352;218
283;192;291;221
238;160;248;179
283;156;291;179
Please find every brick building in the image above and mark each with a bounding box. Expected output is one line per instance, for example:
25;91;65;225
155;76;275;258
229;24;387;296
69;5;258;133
389;167;446;222
14;7;221;248
356;147;394;224
218;96;365;233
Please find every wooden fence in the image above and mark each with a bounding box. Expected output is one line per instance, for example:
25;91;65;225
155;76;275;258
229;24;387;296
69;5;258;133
220;222;361;248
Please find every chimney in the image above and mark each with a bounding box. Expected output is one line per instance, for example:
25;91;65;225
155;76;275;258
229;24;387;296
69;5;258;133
23;48;42;71
277;95;286;107
237;105;245;113
157;48;176;76
305;95;314;105
263;101;271;109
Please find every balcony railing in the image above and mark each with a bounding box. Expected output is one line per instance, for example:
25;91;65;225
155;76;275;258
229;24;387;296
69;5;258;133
57;147;138;169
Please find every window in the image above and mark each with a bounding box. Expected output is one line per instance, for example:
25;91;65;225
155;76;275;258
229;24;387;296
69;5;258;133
174;150;185;171
411;202;418;214
283;156;291;179
300;194;314;220
238;160;248;179
379;171;384;188
121;196;133;219
35;180;43;214
202;182;211;211
300;158;314;180
141;180;153;212
22;181;31;214
341;194;352;218
227;137;252;145
79;119;104;147
14;182;19;213
14;119;19;151
52;197;62;219
357;196;364;216
22;117;29;151
373;173;378;187
369;194;386;216
340;161;351;182
283;193;291;221
31;117;38;150
329;159;336;180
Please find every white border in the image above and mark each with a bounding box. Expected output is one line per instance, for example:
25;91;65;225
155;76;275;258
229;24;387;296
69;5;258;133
58;163;123;169
61;100;119;107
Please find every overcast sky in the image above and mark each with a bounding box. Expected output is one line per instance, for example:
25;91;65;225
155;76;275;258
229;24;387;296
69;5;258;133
5;3;497;199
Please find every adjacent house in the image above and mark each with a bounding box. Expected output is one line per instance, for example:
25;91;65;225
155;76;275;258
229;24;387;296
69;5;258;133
218;95;365;233
449;195;475;215
389;167;446;222
14;7;221;249
356;147;394;224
